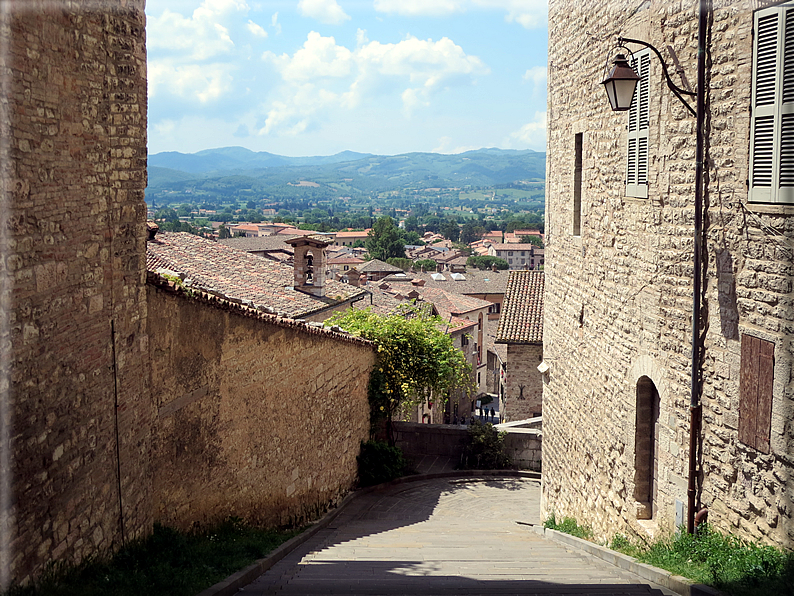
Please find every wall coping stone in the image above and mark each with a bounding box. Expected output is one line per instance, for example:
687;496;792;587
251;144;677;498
147;271;373;348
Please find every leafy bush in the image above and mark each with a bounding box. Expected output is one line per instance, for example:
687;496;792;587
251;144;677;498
466;255;509;270
543;514;593;541
552;517;794;596
460;420;512;469
638;524;794;595
357;440;407;487
386;257;413;271
413;259;437;271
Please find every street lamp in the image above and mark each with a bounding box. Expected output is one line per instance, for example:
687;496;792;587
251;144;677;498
601;53;640;111
600;0;709;535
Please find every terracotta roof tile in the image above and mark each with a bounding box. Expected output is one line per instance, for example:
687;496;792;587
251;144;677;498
358;259;404;273
495;270;544;344
147;232;366;319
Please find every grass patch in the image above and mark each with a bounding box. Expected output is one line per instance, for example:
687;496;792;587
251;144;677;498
543;513;593;541
547;517;794;596
4;519;301;596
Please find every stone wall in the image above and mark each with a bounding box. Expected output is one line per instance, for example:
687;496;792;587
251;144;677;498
502;344;543;421
544;0;794;547
3;1;150;586
147;280;375;529
393;421;542;472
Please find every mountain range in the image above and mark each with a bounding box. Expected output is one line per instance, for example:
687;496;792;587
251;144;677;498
146;147;546;202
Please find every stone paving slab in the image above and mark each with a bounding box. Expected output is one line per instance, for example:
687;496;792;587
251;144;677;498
239;477;680;596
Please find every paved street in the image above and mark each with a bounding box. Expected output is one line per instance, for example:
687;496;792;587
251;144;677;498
240;477;679;595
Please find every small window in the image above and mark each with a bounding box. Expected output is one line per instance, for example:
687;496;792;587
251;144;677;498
574;132;583;235
508;251;513;256
508;259;513;264
739;335;774;453
521;251;525;256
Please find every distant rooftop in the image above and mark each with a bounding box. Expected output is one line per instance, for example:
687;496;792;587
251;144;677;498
495;270;544;344
147;232;366;319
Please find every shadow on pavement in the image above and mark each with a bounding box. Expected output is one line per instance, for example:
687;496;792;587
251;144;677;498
258;559;668;595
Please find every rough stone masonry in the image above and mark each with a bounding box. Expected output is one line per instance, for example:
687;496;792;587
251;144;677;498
1;2;376;588
543;0;794;549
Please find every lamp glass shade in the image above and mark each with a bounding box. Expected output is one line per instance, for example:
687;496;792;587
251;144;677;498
601;54;640;111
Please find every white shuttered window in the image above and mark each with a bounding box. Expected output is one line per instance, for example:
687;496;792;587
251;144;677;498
626;50;650;199
750;4;794;204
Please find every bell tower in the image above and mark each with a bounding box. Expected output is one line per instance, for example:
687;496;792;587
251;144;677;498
285;236;330;297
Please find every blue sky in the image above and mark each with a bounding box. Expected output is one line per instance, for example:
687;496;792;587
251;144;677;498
146;0;548;157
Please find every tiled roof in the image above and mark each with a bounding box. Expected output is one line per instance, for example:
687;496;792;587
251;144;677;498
491;243;545;252
146;232;367;319
328;256;365;265
415;287;492;319
276;227;319;237
495;270;544;344
388;270;509;295
359;259;404;273
218;236;296;252
352;286;406;316
335;229;371;237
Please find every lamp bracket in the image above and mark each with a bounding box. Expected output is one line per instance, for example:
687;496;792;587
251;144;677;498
618;36;696;117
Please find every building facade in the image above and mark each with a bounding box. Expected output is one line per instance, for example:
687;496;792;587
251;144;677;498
544;0;794;548
488;243;545;270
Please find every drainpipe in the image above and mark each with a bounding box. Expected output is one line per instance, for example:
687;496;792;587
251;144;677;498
688;0;709;535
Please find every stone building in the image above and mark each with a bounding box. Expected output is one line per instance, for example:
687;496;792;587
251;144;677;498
1;3;376;588
495;271;544;422
543;0;794;548
487;243;545;270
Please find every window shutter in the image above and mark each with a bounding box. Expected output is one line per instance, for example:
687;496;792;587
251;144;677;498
739;334;775;453
756;339;774;453
626;51;650;198
738;335;759;448
750;5;794;204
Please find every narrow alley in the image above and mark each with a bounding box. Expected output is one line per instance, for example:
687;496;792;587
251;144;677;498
237;477;680;595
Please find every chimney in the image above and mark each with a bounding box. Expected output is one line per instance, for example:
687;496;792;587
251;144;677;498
347;267;360;287
147;221;159;241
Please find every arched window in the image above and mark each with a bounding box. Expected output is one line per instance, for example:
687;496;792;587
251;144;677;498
634;376;660;520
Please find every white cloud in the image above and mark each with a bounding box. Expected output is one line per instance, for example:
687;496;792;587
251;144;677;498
148;0;249;60
373;0;462;16
506;111;547;150
523;65;546;85
373;0;546;28
298;0;351;24
267;32;354;81
246;19;268;37
149;60;235;103
475;0;547;29
259;32;488;136
432;136;479;154
271;12;282;34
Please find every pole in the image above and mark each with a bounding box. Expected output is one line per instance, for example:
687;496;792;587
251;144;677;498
688;0;709;535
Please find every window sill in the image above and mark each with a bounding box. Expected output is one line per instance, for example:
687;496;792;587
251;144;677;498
745;202;794;216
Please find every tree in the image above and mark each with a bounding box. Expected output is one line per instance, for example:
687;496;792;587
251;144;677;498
326;305;473;444
155;208;178;223
365;216;406;261
218;225;231;239
414;259;437;272
386;257;413;271
467;255;509;270
404;216;420;233
440;218;460;242
460;221;486;245
520;235;544;248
